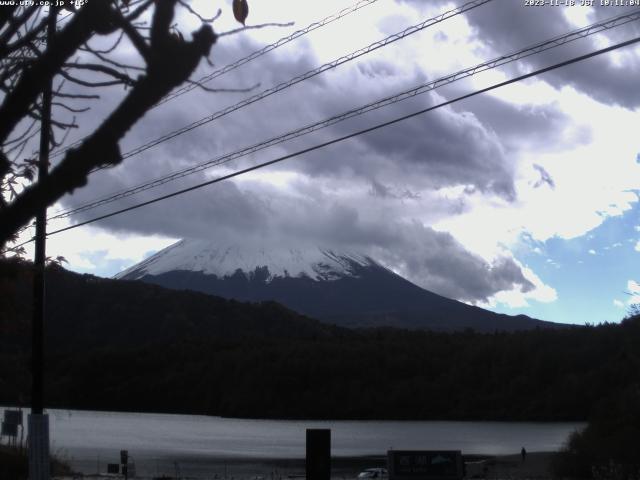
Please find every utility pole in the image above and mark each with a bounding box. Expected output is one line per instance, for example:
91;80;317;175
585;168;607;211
28;6;56;480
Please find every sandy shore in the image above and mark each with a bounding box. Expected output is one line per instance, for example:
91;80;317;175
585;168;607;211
53;452;556;480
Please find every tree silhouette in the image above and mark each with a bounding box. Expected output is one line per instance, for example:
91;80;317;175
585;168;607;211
0;0;249;249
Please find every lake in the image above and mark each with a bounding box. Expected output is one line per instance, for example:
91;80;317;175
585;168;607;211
1;407;584;478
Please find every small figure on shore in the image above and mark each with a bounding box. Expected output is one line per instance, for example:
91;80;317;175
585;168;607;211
521;447;527;462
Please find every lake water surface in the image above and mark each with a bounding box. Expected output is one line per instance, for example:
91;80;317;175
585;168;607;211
1;407;584;478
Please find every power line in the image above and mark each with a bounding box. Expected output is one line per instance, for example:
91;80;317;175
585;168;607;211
48;0;380;158
35;35;640;242
50;0;493;164
48;0;493;219
49;9;640;221
160;0;381;104
4;236;35;254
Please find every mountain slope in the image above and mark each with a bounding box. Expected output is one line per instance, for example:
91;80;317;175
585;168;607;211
117;240;558;332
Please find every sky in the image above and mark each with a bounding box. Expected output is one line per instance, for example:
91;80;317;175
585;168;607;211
13;0;640;326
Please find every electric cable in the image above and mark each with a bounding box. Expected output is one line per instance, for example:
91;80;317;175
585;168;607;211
49;9;640;221
49;0;493;164
47;0;380;157
161;0;382;104
35;35;640;242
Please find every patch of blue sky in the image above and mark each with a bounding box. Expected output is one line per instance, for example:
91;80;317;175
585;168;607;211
71;250;144;279
491;202;640;326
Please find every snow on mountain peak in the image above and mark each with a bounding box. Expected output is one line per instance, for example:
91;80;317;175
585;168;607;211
114;239;378;282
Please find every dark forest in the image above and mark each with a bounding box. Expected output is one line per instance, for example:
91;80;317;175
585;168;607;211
2;258;639;423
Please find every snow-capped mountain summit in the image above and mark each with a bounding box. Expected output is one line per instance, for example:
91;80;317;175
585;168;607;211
116;239;558;332
115;239;378;282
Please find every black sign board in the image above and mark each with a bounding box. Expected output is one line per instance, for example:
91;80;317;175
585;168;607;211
107;463;120;474
4;410;22;425
306;429;331;480
388;451;463;480
1;421;18;437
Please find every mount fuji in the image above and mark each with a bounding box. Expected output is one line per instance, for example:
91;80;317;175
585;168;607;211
115;239;557;332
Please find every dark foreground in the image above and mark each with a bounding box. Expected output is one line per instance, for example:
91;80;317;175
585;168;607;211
51;453;555;480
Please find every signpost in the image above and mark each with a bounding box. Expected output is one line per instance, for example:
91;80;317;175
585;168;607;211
4;410;23;426
2;409;23;446
121;450;129;479
388;451;463;480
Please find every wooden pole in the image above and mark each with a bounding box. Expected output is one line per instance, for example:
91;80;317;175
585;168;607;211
28;7;55;480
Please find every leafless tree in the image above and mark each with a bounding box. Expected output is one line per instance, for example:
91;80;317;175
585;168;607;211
0;0;251;250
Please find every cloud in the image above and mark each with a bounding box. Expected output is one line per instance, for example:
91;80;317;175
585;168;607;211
16;218;177;277
48;11;537;305
627;280;640;305
52;167;537;303
371;223;535;303
447;81;592;156
488;263;557;308
398;1;640;107
43;0;640;312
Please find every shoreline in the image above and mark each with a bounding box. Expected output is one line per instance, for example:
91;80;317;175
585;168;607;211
61;452;557;480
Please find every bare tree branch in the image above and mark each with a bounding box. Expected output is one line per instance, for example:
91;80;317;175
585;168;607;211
0;14;47;58
0;0;218;246
187;79;260;94
80;45;145;71
218;21;295;38
113;8;151;63
54;91;100;100
51;102;90;113
0;5;40;53
63;62;138;86
0;6;18;33
178;1;222;23
0;0;121;144
58;69;127;88
81;30;126;55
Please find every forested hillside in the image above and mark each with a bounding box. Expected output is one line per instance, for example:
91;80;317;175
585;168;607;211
2;259;639;421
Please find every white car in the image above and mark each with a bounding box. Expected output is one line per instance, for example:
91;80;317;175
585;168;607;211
357;468;388;480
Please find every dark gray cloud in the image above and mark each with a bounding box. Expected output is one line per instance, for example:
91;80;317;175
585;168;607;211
400;0;640;107
373;223;535;303
54;4;575;303
68;171;532;302
448;91;592;154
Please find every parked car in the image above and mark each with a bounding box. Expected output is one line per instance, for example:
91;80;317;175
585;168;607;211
357;468;388;480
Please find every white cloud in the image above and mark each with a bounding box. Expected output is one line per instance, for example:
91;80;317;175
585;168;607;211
627;280;640;305
435;86;640;265
7;0;639;319
13;210;177;274
484;262;557;309
588;249;596;255
614;299;625;308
